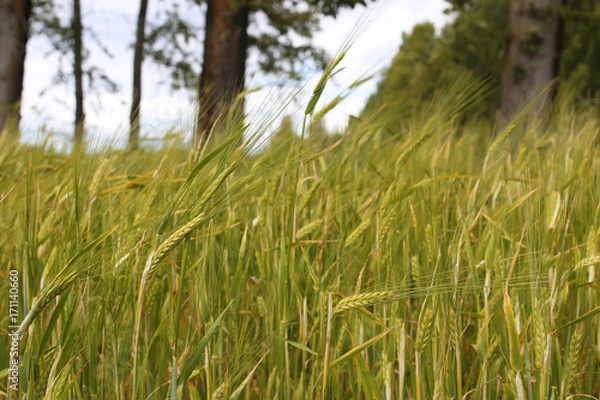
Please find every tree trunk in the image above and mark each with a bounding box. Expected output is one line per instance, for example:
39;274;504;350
129;0;149;150
0;0;32;135
196;0;249;145
73;0;85;150
499;0;564;120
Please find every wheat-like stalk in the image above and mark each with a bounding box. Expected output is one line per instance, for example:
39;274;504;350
333;328;346;364
305;51;346;116
540;334;552;400
411;255;421;283
395;130;434;171
44;361;70;400
299;179;321;212
265;367;277;399
34;352;52;397
344;218;371;248
575;255;600;270
38;208;58;241
40;247;58;288
334;291;398;314
532;299;545;370
144;211;207;280
312;95;344;126
487;278;504;314
564;323;585;396
296;218;323;239
415;306;434;354
425;224;434;264
504;290;523;372
89;156;112;197
144;275;163;316
487;334;501;359
448;306;458;347
545;190;561;231
256;296;267;319
433;374;444;400
19;265;90;339
485;123;516;167
379;182;396;215
378;208;397;246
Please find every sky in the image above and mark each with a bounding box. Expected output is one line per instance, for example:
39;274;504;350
20;0;451;149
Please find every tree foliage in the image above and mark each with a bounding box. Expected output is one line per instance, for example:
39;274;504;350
366;0;600;127
245;0;372;78
32;0;118;95
145;0;371;92
365;0;509;130
560;0;600;99
194;0;371;142
144;1;202;91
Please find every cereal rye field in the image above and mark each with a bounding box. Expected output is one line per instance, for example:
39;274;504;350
2;84;600;399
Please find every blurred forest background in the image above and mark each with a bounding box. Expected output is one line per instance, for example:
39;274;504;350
0;0;599;148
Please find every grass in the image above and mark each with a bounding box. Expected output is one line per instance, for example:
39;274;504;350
2;78;600;399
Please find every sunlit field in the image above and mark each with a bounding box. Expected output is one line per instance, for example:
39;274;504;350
2;78;600;399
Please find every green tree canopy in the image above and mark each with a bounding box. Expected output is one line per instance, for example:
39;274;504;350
560;0;600;99
365;0;600;128
146;0;370;92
